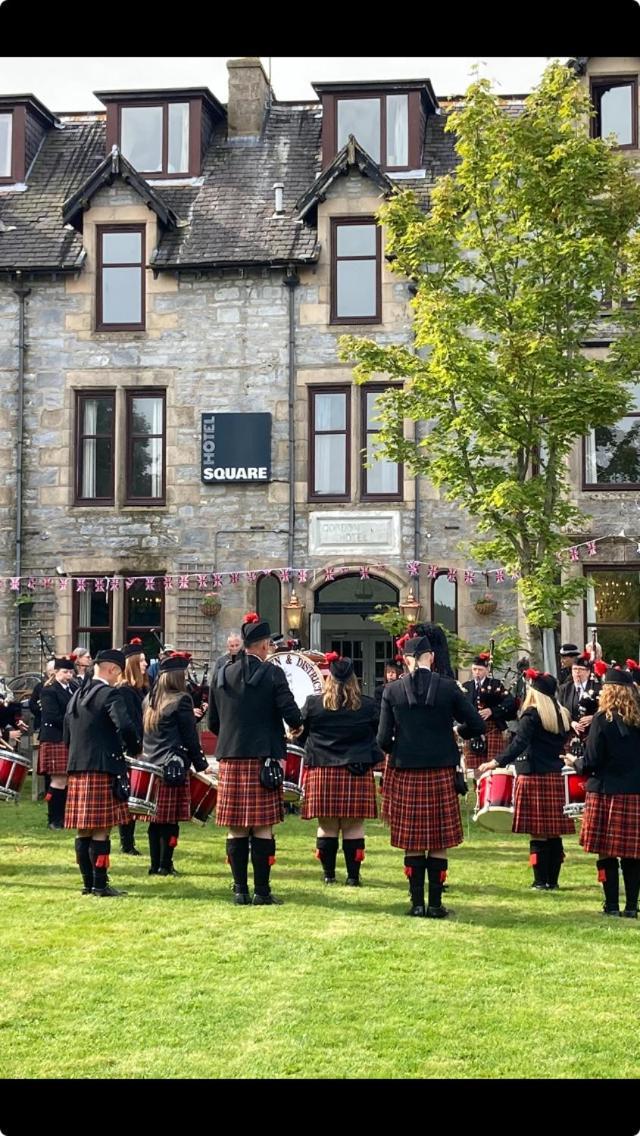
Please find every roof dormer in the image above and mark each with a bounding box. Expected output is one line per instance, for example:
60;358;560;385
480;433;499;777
312;78;438;173
0;93;57;185
93;87;225;180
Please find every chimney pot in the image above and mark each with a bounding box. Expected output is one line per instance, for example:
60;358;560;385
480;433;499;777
273;182;284;214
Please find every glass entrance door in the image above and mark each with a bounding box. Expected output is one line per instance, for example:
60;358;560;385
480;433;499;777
323;635;394;697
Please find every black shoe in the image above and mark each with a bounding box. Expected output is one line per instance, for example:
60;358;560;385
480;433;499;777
121;846;142;856
48;823;64;831
81;887;92;895
622;909;638;919
426;905;451;919
545;884;560;891
345;878;361;887
252;893;283;906
531;882;547;890
92;886;127;897
324;876;337;885
148;867;160;875
157;866;180;877
602;906;621;916
406;905;426;917
233;891;252;905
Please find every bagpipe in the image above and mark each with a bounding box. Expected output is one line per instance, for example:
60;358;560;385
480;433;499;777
567;686;601;759
187;662;209;711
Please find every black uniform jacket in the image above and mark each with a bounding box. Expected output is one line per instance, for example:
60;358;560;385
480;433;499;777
143;692;207;773
575;711;640;795
495;707;570;774
299;695;381;768
64;679;142;774
461;677;516;726
116;684;145;751
377;668;484;769
558;678;601;722
209;652;301;760
39;681;74;743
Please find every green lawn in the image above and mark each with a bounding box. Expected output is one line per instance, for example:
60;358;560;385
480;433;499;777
2;794;639;1079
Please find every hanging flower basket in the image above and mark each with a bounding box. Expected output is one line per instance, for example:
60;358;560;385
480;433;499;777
14;592;35;614
200;593;222;618
475;595;498;616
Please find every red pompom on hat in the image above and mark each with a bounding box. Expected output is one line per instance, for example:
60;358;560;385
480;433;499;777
593;659;608;678
159;650;192;673
69;654;77;662
625;658;640;671
243;612;260;624
524;667;540;681
241;611;272;645
324;651;341;664
130;637;142;646
478;652;490;661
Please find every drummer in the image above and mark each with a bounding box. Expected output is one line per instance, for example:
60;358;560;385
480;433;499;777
38;654;76;830
566;665;640;917
298;653;380;886
460;652;515;781
209;611;301;905
141;651;208;876
116;639;149;857
478;670;572;891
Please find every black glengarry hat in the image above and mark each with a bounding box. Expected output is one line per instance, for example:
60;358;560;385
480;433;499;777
241;611;272;646
95;649;126;670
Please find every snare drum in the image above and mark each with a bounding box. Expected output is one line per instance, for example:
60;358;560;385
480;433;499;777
189;770;218;825
284;743;305;803
473;766;516;833
562;766;588;818
127;757;161;818
0;749;31;802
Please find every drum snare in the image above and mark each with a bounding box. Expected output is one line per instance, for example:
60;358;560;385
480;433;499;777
473;766;516;833
283;743;305;803
127;757;161;818
189;770;218;825
0;747;31;803
561;765;588;818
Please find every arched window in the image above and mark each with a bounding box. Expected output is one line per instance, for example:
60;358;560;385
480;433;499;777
432;570;457;633
256;573;281;636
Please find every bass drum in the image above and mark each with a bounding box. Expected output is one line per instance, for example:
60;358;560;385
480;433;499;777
268;652;325;803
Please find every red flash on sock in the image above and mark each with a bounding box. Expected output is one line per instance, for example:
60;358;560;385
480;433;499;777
95;854;110;869
268;855;276;866
598;868;607;883
314;849;322;859
45;793;52;801
529;853;538;866
439;869;447;883
168;836;178;848
355;849;365;862
404;866;413;878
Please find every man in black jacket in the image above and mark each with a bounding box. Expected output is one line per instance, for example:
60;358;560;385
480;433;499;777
209;612;302;905
378;634;484;919
460;653;516;777
64;649;141;897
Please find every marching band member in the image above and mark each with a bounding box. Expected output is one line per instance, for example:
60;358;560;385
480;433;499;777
209;612;301;906
28;659;55;734
141;652;208;877
116;639;149;857
378;635;484;918
566;665;640;917
558;643;581;686
38;655;76;830
299;654;380;887
461;653;515;778
478;671;572;890
64;649;141;897
558;654;601;753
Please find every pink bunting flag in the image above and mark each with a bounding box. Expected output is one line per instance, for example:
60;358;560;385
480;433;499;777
94;578;105;592
587;541;597;557
228;572;241;585
75;578;87;592
495;568;506;584
324;567;335;582
427;564;439;579
569;547;580;562
145;576;156;591
464;570;475;585
163;575;174;590
245;571;258;584
447;568;457;583
58;577;68;592
125;577;135;590
109;577;120;591
360;566;370;579
279;569;291;584
178;575;190;590
212;573;223;589
9;577;20;591
407;560;420;578
296;569;308;584
510;570;521;580
196;574;208;590
42;577;53;589
28;577;37;591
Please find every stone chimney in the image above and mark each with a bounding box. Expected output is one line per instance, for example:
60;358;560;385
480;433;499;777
227;57;272;139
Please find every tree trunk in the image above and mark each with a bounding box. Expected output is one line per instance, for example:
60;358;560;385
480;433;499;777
523;623;545;670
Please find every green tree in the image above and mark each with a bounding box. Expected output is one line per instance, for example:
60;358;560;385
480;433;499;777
340;62;640;666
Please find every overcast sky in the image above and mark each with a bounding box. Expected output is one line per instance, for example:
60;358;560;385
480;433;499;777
0;57;558;112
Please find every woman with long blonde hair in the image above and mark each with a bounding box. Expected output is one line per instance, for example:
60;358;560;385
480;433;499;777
567;665;640;917
479;670;573;890
116;640;149;856
299;653;380;886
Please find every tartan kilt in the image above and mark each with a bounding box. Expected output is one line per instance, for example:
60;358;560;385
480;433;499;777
64;772;130;829
215;759;284;829
136;779;191;825
301;765;378;820
463;722;506;772
380;753;394;824
513;773;575;835
580;792;640;859
388;766;463;851
38;741;69;775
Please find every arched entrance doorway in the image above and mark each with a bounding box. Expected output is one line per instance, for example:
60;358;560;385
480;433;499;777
314;574;399;696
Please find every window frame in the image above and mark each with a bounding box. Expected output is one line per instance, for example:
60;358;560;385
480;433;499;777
125;389;167;506
256;572;282;637
360;383;403;501
96;224;146;332
582;404;640;491
432;569;458;635
591;75;638;151
583;564;640;656
118;99;192;177
72;575;114;655
74;389;116;507
124;577;165;649
0;109;14;184
330;216;382;326
308;384;351;502
334;91;411;171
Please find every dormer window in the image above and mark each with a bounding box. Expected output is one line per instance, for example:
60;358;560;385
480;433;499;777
337;94;408;168
121;102;189;175
0;113;12;179
591;76;638;149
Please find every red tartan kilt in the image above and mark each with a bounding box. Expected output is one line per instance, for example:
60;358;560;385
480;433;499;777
64;772;130;829
135;779;191;824
38;742;69;775
580;792;640;859
380;753;394;823
387;766;463;851
513;773;575;835
215;759;284;828
301;765;377;820
463;722;506;771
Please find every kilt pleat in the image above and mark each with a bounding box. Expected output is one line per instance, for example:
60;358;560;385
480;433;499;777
215;759;284;828
380;753;394;824
463;721;506;771
580;792;640;859
513;773;575;835
64;772;129;829
135;779;191;824
38;741;69;775
301;765;377;820
387;766;463;851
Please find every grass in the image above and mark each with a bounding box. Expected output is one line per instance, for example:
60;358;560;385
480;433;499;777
2;792;639;1080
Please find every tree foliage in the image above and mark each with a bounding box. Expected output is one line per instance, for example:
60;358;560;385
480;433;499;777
340;62;640;663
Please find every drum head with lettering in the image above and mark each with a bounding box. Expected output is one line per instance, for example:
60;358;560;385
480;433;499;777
268;651;325;710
